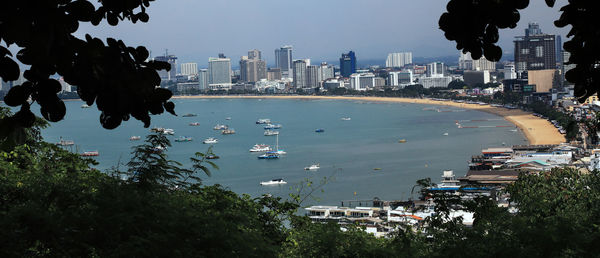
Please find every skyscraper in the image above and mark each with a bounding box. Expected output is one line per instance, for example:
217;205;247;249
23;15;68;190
386;52;413;68
154;54;177;81
339;51;357;78
292;59;307;89
180;63;198;76
198;69;208;90
208;57;232;86
514;23;556;72
240;49;267;83
275;46;293;78
320;62;335;80
306;65;322;88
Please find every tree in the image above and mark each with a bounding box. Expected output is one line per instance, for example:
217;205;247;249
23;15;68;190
439;0;599;103
0;0;176;136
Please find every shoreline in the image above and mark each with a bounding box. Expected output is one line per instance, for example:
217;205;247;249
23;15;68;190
174;95;566;145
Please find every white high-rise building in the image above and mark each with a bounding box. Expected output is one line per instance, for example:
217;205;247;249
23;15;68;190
208;57;232;87
275;45;293;78
198;69;208;90
458;52;496;71
386;52;413;68
320;63;335;80
292;59;307;89
180;63;199;76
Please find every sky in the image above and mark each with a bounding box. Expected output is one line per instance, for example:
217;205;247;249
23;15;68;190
77;0;571;68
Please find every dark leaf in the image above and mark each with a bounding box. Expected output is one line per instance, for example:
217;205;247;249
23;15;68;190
0;57;20;82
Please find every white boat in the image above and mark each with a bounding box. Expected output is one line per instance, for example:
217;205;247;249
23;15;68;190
341;117;351;121
57;137;74;146
81;104;91;108
260;178;287;185
249;144;272;152
162;128;175;135
509;129;518;132
443;132;449;136
256;118;271;124
264;130;279;136
226;117;232;120
130;136;141;141
221;128;236;135
304;163;320;170
203;137;218;144
213;124;228;130
264;124;282;129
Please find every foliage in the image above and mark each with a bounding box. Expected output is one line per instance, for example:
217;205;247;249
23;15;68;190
0;106;48;151
0;0;175;132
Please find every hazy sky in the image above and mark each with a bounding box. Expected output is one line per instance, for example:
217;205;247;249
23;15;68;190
77;0;571;67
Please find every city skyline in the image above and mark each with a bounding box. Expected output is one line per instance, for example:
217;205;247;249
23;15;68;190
76;0;570;67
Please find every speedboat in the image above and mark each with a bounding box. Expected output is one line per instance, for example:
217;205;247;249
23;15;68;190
264;124;282;129
189;122;200;126
213;124;228;130
175;136;193;142
341;117;351;121
260;178;287;185
129;136;141;141
203;137;218;144
304;163;320;170
256;118;271;124
221;129;236;135
264;130;279;136
249;144;272;152
258;153;279;159
315;129;325;133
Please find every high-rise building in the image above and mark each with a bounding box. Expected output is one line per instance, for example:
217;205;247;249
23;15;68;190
556;35;562;66
385;52;413;68
198;69;208;90
426;62;445;77
514;23;556;72
275;46;293;78
458;52;496;71
180;63;198;76
388;71;413;86
320;62;335;80
292;59;307;89
267;68;282;81
154;54;177;81
339;51;357;78
239;50;267;83
306;65;322;88
248;49;261;60
208;57;232;86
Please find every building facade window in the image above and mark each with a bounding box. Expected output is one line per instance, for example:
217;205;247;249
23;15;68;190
536;46;544;57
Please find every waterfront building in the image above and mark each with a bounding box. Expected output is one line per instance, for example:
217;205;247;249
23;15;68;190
292;59;308;89
322;79;344;90
267;68;282;81
385;52;412;68
320;62;335;80
514;23;556;72
177;82;201;93
339;51;357;78
388;71;413;86
239;50;267;83
426;62;445;77
306;65;322;88
458;52;496;71
198;69;208;90
419;76;453;88
350;73;375;91
154;54;178;81
208;57;232;87
180;62;198;76
275;45;293;78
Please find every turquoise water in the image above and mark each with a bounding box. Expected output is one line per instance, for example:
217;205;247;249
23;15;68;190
39;98;526;206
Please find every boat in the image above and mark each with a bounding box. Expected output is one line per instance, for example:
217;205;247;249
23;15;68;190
304;163;320;170
315;129;325;133
427;170;463;191
81;151;99;157
398;139;407;143
268;134;286;155
203;137;218;144
249;144;272;152
258;153;279;159
260;178;287;185
129;136;141;141
264;130;279;136
206;154;220;159
175;136;193;142
256;118;271;124
162;128;175;135
213;124;228;130
373;168;382;171
225;117;231;120
57;137;74;146
264;124;282;129
221;128;236;135
509;129;518;132
182;113;197;117
443;133;449;136
81;104;91;108
341;117;351;121
189;122;200;126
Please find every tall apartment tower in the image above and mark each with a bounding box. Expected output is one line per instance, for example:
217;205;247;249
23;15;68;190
275;46;293;78
154;54;177;81
180;63;198;76
339;51;357;78
292;59;308;89
208;57;232;86
240;49;267;83
306;65;322;88
198;69;208;90
386;52;413;68
320;62;335;80
426;62;445;77
514;23;556;72
458;52;496;71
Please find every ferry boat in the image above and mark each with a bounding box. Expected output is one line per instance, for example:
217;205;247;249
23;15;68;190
182;113;197;117
260;178;287;185
341;117;351;121
264;130;279;136
81;151;99;157
57;137;74;146
175;136;193;142
213;124;228;130
304;163;320;170
203;137;218;144
249;144;272;152
256;118;271;124
221;129;236;135
258;153;279;159
264;124;282;129
315;129;325;133
189;122;200;126
129;136;141;141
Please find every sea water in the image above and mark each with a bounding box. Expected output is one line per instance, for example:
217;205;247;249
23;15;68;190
40;98;526;206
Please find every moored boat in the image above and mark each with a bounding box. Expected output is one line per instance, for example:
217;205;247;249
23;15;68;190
221;129;236;135
203;137;218;144
206;154;220;159
249;144;272;152
57;137;75;146
81;151;99;157
256;118;271;124
264;130;279;136
162;128;175;135
315;129;325;133
258;153;279;159
260;178;287;185
341;117;351;121
175;136;193;142
304;163;320;170
182;113;197;117
130;136;141;141
264;124;282;129
213;124;228;130
189;122;200;126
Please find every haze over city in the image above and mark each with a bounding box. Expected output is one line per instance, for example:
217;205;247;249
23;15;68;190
77;0;571;67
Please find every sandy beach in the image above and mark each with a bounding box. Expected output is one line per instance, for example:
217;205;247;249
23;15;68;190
175;95;566;145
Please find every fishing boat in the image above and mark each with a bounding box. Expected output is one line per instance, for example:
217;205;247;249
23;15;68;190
203;137;218;144
189;122;200;126
398;139;407;143
175;136;193;142
256;118;271;124
129;136;141;141
57;137;75;146
258;153;279;159
315;129;325;133
81;151;99;157
221;129;236;135
341;117;351;121
264;124;282;129
304;163;320;170
260;178;287;185
264;130;279;136
213;124;228;130
182;113;197;117
249;144;272;152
